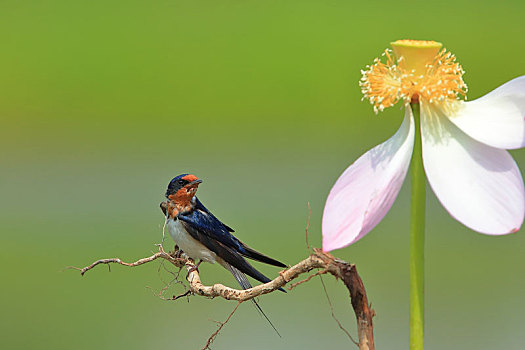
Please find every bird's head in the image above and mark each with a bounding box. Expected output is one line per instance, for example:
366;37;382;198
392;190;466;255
165;174;202;203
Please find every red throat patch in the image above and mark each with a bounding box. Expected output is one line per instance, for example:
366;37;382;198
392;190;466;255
168;188;198;215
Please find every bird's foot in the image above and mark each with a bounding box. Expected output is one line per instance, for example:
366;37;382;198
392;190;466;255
169;245;184;259
173;246;184;259
186;260;202;279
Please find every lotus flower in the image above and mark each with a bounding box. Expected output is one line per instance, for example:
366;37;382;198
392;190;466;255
322;40;525;251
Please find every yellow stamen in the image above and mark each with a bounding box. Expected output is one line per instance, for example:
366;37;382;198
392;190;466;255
360;40;468;113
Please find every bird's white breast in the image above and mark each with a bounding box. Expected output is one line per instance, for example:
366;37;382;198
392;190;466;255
166;218;217;263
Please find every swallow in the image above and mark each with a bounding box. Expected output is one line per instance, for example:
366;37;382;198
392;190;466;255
159;174;287;334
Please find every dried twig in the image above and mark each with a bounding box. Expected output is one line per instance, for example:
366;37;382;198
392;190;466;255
305;202;312;250
71;247;375;349
336;260;375;350
66;251;184;276
170;289;192;301
202;302;242;350
319;274;359;345
288;268;328;290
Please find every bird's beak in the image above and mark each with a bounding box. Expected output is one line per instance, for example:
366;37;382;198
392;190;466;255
188;179;202;187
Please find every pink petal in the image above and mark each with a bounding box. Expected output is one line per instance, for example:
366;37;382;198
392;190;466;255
449;76;525;149
322;108;415;251
421;102;525;235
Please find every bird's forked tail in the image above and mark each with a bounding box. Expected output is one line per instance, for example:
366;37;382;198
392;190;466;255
222;262;281;337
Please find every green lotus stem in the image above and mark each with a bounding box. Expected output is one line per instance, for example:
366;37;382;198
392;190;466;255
410;102;425;350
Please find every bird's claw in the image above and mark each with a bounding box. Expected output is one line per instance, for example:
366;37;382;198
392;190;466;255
185;260;202;279
169;245;184;259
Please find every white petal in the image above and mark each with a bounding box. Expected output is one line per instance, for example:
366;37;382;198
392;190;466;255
448;76;525;149
421;103;525;235
322;108;415;251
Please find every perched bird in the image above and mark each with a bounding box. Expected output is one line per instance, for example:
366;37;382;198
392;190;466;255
160;174;286;334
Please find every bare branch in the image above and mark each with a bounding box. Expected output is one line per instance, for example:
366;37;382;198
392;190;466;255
66;251;185;276
335;260;375;350
71;247;375;349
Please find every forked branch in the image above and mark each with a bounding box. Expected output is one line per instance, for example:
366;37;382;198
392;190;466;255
71;248;374;350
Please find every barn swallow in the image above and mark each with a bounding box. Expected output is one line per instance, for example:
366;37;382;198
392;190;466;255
159;174;286;334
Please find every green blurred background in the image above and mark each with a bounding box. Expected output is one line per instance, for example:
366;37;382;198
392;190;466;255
2;0;525;349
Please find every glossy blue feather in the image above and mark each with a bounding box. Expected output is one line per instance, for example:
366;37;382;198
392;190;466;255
178;202;246;254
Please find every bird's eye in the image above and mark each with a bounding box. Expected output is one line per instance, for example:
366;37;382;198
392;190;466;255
177;179;185;185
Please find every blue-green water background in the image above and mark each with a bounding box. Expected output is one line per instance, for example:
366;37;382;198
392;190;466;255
2;1;525;349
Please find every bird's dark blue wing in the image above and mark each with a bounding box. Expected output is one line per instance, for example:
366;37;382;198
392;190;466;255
179;215;275;286
178;205;286;268
195;197;235;232
179;207;243;251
